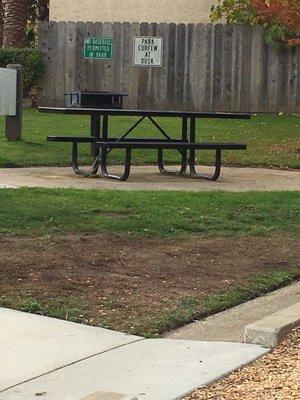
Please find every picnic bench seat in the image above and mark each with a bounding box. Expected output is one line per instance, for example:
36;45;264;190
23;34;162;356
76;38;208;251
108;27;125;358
47;135;246;181
47;135;99;175
98;140;247;181
46;135;190;176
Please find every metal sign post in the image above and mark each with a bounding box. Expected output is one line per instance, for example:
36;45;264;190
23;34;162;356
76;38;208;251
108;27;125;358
1;64;23;141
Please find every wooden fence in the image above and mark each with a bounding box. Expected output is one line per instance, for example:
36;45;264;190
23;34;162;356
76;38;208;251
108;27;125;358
38;21;299;113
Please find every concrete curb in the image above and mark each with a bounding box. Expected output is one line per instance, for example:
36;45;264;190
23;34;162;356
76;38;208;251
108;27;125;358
244;302;300;348
0;183;16;189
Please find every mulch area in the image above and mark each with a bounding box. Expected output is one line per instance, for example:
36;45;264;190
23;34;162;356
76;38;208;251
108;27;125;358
185;328;300;400
0;233;299;335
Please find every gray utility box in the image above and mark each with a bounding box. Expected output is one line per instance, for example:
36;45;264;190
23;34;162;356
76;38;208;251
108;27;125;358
64;91;127;109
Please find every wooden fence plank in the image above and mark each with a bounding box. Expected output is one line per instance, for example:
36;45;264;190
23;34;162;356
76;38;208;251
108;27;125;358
74;22;85;92
231;24;242;112
268;47;279;113
112;22;122;93
102;22;114;92
212;24;223;111
259;39;269;113
84;22;96;91
156;23;169;109
47;21;58;107
193;24;206;111
37;21;50;106
249;25;263;113
203;23;214;112
183;24;194;111
137;22;150;109
287;46;297;114
166;23;177;109
221;24;233;111
93;22;104;92
65;22;76;94
147;23;159;110
175;23;186;109
120;22;130;107
296;46;300;114
239;24;252;112
277;48;288;113
55;21;66;106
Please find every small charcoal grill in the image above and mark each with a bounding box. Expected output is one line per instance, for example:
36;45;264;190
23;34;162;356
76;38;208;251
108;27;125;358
64;91;127;109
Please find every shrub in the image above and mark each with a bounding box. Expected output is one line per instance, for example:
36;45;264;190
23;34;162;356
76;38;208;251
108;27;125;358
210;0;300;50
0;48;44;96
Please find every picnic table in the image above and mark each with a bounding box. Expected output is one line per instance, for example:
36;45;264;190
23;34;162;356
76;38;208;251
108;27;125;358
38;107;250;181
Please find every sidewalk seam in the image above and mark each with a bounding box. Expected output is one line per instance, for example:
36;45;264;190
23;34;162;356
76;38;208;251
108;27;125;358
0;337;145;394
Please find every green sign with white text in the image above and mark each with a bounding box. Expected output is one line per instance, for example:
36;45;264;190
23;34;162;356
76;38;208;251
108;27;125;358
84;37;113;60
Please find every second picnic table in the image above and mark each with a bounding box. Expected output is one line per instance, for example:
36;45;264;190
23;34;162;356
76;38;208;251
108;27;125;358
38;107;251;181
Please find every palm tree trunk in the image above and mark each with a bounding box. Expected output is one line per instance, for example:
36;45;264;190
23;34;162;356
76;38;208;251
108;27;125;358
38;0;48;21
3;0;27;48
0;1;4;47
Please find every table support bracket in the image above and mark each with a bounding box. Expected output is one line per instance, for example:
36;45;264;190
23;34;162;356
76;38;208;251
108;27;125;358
72;141;101;177
101;147;132;181
189;149;222;181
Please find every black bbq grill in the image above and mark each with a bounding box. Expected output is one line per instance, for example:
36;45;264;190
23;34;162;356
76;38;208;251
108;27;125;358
64;91;127;109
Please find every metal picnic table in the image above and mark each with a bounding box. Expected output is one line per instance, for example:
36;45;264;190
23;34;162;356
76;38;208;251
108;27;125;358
38;107;251;181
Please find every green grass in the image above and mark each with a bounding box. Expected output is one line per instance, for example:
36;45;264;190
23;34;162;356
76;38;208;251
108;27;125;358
0;296;85;324
204;271;299;314
0;109;299;168
0;188;299;237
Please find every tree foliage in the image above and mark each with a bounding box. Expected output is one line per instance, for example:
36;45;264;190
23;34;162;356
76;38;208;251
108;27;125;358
27;0;49;46
210;0;300;48
0;47;43;94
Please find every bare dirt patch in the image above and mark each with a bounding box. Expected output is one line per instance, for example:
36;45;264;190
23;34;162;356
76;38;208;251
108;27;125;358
0;233;299;335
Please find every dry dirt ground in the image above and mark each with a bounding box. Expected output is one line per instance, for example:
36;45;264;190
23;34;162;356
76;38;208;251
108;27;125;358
0;233;299;335
185;328;300;400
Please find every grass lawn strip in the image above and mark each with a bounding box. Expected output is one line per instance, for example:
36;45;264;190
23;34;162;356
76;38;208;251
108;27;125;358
0;110;299;169
0;189;299;236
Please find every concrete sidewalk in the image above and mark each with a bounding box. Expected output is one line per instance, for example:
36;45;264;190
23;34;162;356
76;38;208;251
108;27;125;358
0;165;299;192
0;308;268;400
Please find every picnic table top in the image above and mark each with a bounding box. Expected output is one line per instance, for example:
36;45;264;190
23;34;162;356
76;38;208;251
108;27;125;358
38;107;251;120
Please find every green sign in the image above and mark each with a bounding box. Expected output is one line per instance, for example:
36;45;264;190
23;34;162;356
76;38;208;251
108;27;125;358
84;37;113;60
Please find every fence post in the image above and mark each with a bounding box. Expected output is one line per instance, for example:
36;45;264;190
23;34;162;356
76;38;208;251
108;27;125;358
5;64;23;141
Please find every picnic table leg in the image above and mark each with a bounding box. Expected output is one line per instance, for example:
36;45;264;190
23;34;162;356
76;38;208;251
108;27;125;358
90;114;101;157
71;141;81;175
69;113;101;176
71;141;100;176
99;115;131;181
101;146;132;181
88;113;103;176
189;117;222;181
157;117;188;175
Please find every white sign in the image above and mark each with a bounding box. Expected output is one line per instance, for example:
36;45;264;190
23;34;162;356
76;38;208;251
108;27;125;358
0;68;17;116
133;37;163;67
